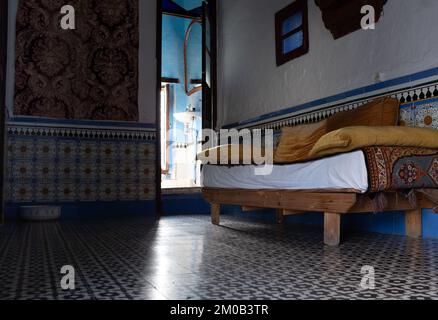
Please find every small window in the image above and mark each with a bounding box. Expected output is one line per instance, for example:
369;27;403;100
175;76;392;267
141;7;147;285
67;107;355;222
275;0;309;66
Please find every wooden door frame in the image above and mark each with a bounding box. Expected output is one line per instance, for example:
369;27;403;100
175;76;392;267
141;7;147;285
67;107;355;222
0;0;7;224
156;0;218;213
201;0;218;130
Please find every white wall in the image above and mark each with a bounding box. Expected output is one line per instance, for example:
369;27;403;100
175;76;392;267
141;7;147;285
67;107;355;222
6;0;157;124
218;0;438;127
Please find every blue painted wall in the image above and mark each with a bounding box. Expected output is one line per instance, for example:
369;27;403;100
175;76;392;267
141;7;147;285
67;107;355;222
173;0;202;11
162;14;202;115
162;14;202;180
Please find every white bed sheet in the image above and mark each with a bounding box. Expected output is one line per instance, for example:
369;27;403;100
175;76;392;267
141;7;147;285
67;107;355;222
201;151;369;193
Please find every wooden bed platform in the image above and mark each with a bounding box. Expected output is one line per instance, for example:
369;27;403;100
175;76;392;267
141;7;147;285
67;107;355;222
203;188;434;246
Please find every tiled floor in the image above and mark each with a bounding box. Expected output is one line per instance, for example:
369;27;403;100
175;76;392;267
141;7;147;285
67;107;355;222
1;214;438;300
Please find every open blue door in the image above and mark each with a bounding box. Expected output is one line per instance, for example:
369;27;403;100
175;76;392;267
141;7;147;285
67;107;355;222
202;0;217;130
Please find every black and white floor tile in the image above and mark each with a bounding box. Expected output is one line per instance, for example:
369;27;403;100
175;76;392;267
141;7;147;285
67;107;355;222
1;214;438;300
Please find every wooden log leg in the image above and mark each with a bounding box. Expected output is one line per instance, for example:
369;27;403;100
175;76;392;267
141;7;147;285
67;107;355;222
276;210;285;224
211;203;221;225
405;209;422;238
324;212;341;246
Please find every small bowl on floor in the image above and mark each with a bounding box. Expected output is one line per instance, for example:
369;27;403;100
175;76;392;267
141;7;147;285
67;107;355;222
19;206;62;221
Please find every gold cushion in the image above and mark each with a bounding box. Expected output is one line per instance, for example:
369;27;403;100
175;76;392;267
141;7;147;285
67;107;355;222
273;97;400;163
310;126;438;158
274;120;328;163
327;97;400;131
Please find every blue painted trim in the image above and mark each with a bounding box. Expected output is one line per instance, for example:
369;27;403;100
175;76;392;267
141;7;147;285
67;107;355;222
223;67;438;129
8;117;156;130
5;201;156;220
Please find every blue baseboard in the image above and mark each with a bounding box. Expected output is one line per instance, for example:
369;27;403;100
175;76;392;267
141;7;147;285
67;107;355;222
5;201;157;221
162;193;210;215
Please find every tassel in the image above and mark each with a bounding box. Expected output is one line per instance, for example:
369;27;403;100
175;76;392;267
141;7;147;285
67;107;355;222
406;190;418;208
372;193;388;213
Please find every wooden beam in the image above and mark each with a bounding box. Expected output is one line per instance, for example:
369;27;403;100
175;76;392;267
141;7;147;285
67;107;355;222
203;188;358;213
211;203;221;225
324;212;341;246
405;209;422;238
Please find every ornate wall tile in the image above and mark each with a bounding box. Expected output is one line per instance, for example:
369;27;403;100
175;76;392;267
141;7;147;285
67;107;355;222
58;140;79;160
399;105;415;127
400;99;438;129
415;103;438;129
35;140;57;160
78;185;98;202
79;142;98;161
119;182;139;201
57;182;77;202
34;163;56;181
11;181;34;203
11;139;35;160
35;183;56;203
11;159;33;181
139;145;156;162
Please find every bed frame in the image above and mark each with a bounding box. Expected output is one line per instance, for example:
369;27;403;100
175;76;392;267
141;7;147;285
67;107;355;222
203;188;434;246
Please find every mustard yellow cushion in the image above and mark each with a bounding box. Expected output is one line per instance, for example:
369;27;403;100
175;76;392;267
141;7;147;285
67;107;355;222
273;97;400;164
310;126;438;158
197;144;268;165
327;97;400;131
274;120;329;163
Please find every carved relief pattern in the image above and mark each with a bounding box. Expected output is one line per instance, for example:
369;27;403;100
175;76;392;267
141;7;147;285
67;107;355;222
14;0;139;121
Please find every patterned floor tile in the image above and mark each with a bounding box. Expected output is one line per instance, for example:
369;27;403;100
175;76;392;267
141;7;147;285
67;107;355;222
1;215;438;300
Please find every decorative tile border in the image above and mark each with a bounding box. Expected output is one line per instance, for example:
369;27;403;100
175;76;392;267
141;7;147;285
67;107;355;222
6;124;157;204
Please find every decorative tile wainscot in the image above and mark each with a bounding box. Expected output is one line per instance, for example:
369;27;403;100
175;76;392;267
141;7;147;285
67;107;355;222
6;124;156;204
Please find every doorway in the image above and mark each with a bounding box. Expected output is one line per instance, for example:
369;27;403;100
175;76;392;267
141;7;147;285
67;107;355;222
158;0;216;190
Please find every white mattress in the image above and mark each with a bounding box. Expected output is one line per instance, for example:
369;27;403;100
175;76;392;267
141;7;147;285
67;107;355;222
202;151;369;193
